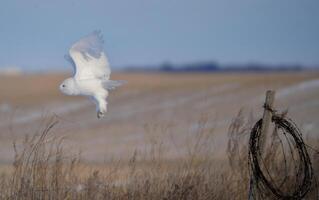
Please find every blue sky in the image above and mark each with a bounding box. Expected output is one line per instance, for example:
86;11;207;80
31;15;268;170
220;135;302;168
0;0;318;70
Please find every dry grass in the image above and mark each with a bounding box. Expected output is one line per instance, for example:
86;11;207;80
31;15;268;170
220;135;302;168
0;111;317;200
1;71;318;106
1;72;319;164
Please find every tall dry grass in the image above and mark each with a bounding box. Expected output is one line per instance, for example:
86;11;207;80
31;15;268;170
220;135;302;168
0;112;317;200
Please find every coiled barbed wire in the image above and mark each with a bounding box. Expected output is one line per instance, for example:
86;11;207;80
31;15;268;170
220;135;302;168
248;112;315;199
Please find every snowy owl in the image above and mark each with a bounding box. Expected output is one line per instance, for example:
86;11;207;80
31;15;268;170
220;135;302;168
60;31;126;118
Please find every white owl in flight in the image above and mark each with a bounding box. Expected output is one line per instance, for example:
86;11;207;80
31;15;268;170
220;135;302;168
60;31;126;118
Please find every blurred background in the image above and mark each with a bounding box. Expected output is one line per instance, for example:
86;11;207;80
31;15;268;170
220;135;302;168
0;0;318;164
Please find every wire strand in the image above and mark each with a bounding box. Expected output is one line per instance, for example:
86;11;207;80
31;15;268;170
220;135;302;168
248;115;316;199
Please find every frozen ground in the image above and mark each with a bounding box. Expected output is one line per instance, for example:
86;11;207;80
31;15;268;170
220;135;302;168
0;72;318;163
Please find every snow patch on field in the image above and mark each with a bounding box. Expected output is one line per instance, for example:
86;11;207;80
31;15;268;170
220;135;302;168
277;79;319;98
0;101;90;127
0;103;12;113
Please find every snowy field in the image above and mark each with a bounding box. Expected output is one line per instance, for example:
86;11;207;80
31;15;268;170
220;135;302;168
0;71;318;163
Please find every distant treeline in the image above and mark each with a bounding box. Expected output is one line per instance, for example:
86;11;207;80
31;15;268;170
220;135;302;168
125;61;305;72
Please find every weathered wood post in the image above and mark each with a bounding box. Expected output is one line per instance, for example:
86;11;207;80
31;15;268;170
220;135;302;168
260;90;275;153
248;90;275;200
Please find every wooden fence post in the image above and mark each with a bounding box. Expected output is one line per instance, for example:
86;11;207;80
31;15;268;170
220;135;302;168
248;90;276;200
260;90;275;153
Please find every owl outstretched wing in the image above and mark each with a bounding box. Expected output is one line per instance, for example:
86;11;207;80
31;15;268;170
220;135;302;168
65;30;111;80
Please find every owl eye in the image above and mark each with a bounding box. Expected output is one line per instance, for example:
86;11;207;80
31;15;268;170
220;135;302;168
62;84;66;88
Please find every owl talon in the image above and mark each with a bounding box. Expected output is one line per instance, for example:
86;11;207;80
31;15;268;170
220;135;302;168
97;111;105;119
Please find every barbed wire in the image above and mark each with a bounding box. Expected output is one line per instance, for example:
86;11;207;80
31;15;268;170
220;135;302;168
248;109;316;199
